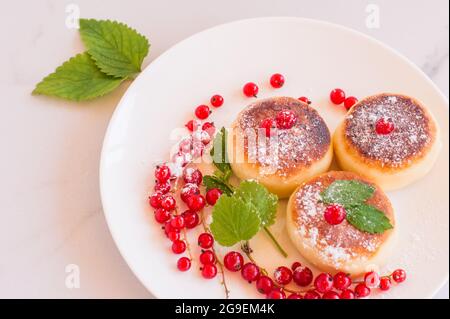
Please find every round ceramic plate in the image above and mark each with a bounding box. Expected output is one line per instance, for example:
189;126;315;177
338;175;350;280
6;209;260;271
100;17;449;299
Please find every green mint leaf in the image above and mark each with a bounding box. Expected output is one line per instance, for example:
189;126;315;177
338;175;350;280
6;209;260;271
346;204;393;234
321;180;375;207
210;196;261;246
79;19;150;78
203;175;234;196
235;180;278;227
32;53;124;101
210;127;232;179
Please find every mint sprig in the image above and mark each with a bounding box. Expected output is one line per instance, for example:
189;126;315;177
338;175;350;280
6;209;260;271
235;180;278;227
320;180;393;234
210;180;287;257
33;19;150;101
79;19;150;78
321;180;375;207
210;196;261;247
203;127;233;194
209;127;232;179
346;204;393;234
203;175;233;196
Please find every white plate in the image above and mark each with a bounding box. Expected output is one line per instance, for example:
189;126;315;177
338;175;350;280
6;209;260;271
100;17;449;299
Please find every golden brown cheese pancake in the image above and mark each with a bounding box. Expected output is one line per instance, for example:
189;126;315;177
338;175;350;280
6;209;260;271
334;93;441;190
228;97;333;198
286;171;396;276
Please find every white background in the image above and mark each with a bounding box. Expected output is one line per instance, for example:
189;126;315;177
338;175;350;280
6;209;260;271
0;0;448;298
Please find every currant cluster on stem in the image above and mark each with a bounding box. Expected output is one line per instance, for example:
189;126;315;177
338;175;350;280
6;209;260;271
221;250;406;299
149;94;227;273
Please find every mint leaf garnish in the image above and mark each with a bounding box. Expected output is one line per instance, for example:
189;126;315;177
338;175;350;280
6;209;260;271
210;127;232;179
203;175;234;196
79;19;150;78
32;53;124;101
235;180;278;227
321;180;375;207
346;204;393;234
321;179;393;234
210;196;261;247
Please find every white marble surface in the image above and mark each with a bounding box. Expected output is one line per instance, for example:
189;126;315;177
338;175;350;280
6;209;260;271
0;0;448;298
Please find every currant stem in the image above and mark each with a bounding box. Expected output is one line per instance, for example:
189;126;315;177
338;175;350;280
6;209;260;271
263;227;288;258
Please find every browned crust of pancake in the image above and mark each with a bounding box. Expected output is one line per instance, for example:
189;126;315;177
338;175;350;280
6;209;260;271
234;97;331;177
290;171;395;262
343;93;437;170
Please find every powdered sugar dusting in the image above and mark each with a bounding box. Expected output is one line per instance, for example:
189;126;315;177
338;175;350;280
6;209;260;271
294;175;385;268
238;97;330;177
345;94;432;167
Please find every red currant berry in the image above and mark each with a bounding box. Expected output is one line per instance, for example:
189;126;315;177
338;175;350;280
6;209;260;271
344;96;358;110
180;183;200;202
202;122;215;137
333;272;352;291
364;271;381;288
323;291;340;299
340;289;356;299
287;293;303;299
354;283;371;298
291;261;302;271
154;182;171;194
256;276;274;294
330;88;346;105
270;73;285;88
241;263;260;282
392;269;406;283
195;105;210;120
181;210;199;229
243;82;259;97
170;215;185;230
155;165;171;183
206;188;222;205
304;290;321;299
154;208;171;224
185;120;197;132
223;251;244;272
275;110;297;129
186;194;206;212
163;220;175;236
314;273;334;293
149;192;163;208
379;277;392;291
177;257;191;271
324;204;347;225
171;240;186;254
183;168;203;185
160;195;176;211
210;94;224;107
375;118;395;135
198;233;214;249
266;288;286;299
274;266;293;285
167;230;181;242
298;96;311;104
260;118;275;137
199;250;216;265
293;266;313;287
201;264;218;279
